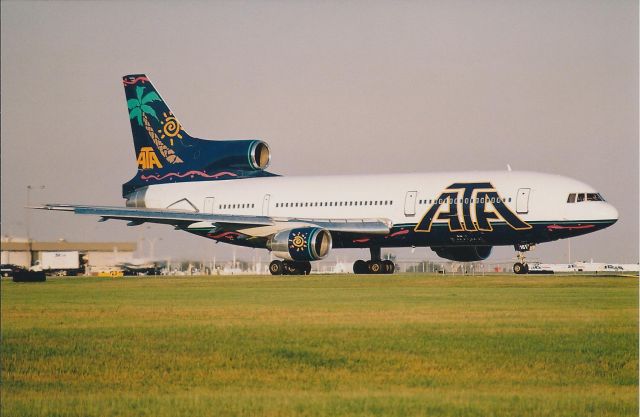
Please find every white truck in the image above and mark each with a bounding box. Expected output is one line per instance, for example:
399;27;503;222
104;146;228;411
32;251;82;276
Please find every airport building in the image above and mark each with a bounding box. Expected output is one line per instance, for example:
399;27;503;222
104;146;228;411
1;237;136;271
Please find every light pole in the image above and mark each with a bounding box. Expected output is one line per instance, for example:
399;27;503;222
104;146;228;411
26;185;45;266
25;185;45;241
147;237;162;259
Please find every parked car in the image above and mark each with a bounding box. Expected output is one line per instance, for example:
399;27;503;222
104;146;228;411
1;264;27;278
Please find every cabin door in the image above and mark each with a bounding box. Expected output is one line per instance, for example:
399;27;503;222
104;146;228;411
516;188;531;214
262;194;271;216
203;197;215;214
404;191;418;216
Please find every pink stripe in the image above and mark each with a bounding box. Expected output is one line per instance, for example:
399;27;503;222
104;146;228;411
208;231;241;240
386;229;409;238
123;76;149;85
141;171;237;181
547;224;595;230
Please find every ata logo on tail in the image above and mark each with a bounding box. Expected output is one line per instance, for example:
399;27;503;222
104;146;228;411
415;182;532;233
137;147;163;170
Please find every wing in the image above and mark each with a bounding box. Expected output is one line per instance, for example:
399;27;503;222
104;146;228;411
34;204;391;237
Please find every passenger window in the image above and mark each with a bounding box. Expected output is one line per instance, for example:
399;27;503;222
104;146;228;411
577;194;585;202
567;193;576;203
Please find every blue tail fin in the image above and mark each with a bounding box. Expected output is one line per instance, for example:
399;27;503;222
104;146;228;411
123;74;188;167
122;74;274;197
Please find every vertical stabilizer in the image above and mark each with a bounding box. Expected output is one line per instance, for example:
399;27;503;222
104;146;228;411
121;74;276;197
123;74;189;170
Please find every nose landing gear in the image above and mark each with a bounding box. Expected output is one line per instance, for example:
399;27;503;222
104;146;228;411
513;244;534;275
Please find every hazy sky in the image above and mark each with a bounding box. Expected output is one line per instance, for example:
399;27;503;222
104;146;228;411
1;1;638;264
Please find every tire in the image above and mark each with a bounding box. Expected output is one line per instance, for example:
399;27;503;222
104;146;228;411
284;262;308;275
382;260;395;274
353;260;367;274
368;261;383;274
513;262;525;275
269;260;284;275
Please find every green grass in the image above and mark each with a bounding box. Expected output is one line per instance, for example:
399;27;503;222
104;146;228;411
1;274;638;417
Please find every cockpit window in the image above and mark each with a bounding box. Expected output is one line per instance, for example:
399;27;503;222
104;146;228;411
587;193;604;202
568;192;605;203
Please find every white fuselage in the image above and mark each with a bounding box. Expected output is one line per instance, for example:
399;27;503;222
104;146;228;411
139;171;617;227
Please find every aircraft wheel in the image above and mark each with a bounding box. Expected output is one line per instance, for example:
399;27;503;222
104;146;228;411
513;262;526;275
269;260;284;275
368;261;383;274
353;260;367;274
382;260;395;274
283;262;298;275
301;261;312;275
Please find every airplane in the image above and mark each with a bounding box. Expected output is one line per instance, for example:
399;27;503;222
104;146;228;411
36;74;619;275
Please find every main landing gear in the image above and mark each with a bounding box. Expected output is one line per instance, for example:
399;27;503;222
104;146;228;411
353;247;395;275
513;244;534;275
269;260;312;276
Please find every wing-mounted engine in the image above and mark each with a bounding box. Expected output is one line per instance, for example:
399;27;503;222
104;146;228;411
431;246;492;262
267;227;332;261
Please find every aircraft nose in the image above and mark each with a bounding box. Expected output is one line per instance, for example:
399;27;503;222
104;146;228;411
604;203;619;223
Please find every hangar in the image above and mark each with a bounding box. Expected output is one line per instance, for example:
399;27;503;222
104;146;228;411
1;237;136;272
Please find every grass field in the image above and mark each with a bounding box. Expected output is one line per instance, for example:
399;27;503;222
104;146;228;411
1;274;638;417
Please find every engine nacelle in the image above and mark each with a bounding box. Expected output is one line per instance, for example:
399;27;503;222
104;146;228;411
204;139;271;171
268;227;332;261
432;246;493;262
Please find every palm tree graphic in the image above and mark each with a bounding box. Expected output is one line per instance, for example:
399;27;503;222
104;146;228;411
128;86;183;164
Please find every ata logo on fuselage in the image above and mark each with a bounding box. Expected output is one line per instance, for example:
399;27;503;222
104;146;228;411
414;182;531;233
137;147;163;170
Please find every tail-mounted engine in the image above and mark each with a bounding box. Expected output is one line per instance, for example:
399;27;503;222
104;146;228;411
431;246;493;262
206;139;271;171
268;227;332;261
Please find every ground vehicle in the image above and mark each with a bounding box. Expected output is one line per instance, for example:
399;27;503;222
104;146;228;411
1;264;26;278
31;251;82;275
